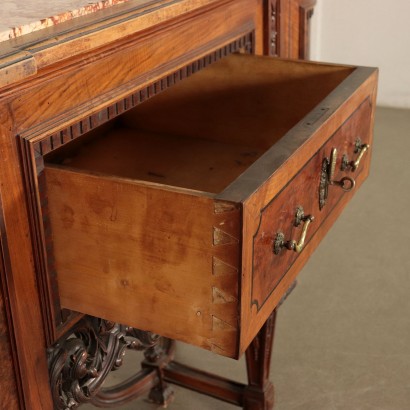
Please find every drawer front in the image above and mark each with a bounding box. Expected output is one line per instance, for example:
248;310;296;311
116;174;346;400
251;98;372;311
241;97;374;349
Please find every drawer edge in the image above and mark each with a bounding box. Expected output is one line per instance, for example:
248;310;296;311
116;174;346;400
217;65;378;205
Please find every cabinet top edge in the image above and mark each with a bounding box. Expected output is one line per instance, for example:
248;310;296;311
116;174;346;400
0;0;134;44
0;0;222;90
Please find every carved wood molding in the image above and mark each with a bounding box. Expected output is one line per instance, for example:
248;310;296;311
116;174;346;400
31;31;255;157
47;316;175;409
264;0;281;57
298;0;316;59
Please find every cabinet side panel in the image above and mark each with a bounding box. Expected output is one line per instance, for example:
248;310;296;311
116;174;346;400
0;107;53;409
0;263;19;410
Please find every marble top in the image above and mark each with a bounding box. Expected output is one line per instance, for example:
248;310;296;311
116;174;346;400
0;0;130;42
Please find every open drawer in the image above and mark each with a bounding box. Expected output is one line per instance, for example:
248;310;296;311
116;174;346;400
43;54;377;358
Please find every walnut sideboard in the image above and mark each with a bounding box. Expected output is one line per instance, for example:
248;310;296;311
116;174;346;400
0;1;377;409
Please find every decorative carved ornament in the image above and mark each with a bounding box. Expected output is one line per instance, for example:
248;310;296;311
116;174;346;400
47;316;174;409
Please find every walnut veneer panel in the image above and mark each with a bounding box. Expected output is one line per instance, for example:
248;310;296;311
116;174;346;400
251;98;372;310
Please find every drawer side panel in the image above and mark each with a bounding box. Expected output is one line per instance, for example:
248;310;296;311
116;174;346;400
44;167;242;358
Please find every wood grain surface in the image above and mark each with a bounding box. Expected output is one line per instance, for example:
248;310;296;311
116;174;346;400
0;258;19;410
123;54;354;150
49;127;264;194
0;106;53;408
45;165;242;358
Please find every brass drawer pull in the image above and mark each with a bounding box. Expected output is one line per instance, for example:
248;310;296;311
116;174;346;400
341;138;370;172
274;206;314;255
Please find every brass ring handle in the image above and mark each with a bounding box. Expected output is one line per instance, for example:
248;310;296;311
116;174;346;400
328;148;356;192
320;146;359;209
341;139;370;172
274;207;315;255
332;176;356;192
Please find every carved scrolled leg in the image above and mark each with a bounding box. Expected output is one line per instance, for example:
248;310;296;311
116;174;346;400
48;282;295;409
47;316;174;409
243;310;276;410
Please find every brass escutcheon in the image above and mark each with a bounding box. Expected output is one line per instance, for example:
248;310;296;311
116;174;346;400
320;147;357;209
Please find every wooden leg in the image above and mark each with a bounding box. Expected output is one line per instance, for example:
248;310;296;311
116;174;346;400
243;309;276;410
143;338;176;407
163;313;277;409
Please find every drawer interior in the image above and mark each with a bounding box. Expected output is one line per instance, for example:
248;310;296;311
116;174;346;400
45;54;354;194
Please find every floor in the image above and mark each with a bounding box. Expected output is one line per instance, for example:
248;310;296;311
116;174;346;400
84;106;410;410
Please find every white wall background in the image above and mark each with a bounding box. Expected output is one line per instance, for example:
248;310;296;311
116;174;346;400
310;0;410;108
